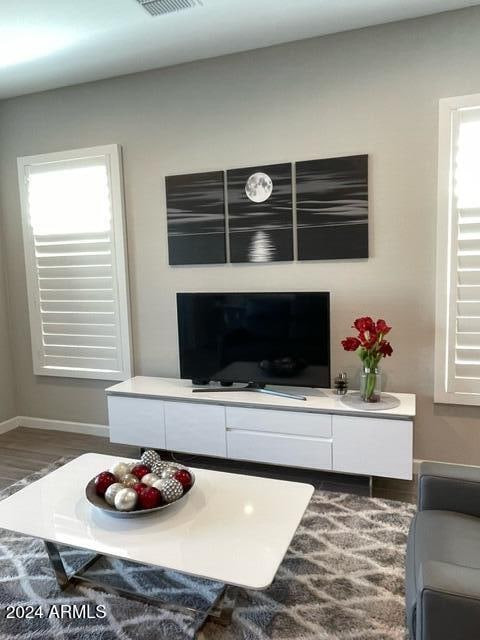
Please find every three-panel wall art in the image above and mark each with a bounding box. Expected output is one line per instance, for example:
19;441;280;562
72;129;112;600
165;154;368;266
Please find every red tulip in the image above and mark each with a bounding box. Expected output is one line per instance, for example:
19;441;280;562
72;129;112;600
361;332;378;350
379;340;393;357
376;319;391;335
341;337;361;352
353;317;374;332
342;316;393;366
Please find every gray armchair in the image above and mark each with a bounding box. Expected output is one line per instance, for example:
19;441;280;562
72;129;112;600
406;462;480;639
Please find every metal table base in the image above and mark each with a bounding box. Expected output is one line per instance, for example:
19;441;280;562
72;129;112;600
44;541;234;631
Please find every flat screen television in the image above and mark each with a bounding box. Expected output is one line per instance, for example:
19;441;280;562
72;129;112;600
177;292;330;389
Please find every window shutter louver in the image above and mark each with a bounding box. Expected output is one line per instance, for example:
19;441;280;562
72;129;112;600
435;96;480;404
453;111;480;393
18;146;132;381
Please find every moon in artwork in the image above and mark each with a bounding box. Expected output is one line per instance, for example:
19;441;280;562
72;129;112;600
245;172;273;203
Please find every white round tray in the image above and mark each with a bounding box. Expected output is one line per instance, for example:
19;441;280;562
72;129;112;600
340;392;400;411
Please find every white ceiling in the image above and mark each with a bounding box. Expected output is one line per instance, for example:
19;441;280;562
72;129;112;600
1;0;479;100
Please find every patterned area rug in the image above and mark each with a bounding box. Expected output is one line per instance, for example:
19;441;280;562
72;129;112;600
0;458;415;639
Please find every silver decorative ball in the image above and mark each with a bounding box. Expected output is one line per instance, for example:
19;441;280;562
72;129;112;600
121;473;138;488
104;482;124;506
159;478;183;503
142;472;160;486
161;467;178;480
125;461;137;473
141;450;162;468
114;487;138;511
110;461;131;481
151;460;174;475
152;478;169;492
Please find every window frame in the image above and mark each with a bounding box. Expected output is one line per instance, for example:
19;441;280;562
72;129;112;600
17;144;133;381
435;93;480;405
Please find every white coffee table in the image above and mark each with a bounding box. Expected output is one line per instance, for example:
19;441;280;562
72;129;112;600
0;453;313;626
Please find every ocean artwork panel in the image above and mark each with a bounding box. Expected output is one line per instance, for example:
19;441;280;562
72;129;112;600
227;163;293;263
166;171;226;265
296;155;369;260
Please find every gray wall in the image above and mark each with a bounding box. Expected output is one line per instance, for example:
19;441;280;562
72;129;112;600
1;8;480;461
0;215;16;422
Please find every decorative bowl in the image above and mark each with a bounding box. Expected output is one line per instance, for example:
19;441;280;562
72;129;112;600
85;471;195;519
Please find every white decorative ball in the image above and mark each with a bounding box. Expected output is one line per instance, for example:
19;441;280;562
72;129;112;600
121;473;138;488
142;473;160;487
104;482;124;506
114;487;138;511
141;450;162;468
125;461;137;473
159;478;184;503
110;462;130;481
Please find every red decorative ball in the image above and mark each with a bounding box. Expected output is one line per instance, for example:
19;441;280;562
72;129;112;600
132;482;147;497
95;471;117;497
174;469;193;489
138;486;162;510
131;464;151;480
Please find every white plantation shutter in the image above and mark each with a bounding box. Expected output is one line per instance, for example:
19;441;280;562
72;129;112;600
435;95;480;404
17;145;132;380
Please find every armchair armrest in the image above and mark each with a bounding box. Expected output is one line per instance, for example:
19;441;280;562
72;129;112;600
418;461;480;517
417;561;480;640
419;560;480;600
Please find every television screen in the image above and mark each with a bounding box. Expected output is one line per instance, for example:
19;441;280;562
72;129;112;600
177;292;330;388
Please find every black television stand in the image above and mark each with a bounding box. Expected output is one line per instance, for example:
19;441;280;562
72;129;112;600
192;381;307;401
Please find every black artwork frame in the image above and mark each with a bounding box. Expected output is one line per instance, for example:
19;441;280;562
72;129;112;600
166;171;226;266
296;154;369;260
227;163;293;263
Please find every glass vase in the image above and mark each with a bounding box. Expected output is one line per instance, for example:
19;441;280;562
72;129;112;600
360;367;381;403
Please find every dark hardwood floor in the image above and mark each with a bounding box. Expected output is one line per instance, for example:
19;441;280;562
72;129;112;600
0;427;417;503
0;427;138;491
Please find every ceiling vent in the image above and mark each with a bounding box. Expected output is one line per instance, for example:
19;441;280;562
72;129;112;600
135;0;203;16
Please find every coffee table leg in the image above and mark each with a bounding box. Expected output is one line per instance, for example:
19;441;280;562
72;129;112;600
44;541;236;629
44;541;102;590
200;585;238;629
44;541;70;588
206;605;234;626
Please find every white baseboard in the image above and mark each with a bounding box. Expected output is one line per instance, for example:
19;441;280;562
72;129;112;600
16;416;108;438
0;416;21;435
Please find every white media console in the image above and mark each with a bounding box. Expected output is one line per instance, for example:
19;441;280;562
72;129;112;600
106;377;415;480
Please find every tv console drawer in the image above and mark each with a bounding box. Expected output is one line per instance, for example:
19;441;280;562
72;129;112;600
226;406;332;438
165;401;226;457
332;415;413;480
227;429;332;470
108;396;166;449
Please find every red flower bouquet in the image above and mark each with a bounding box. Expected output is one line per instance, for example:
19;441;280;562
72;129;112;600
341;317;393;401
